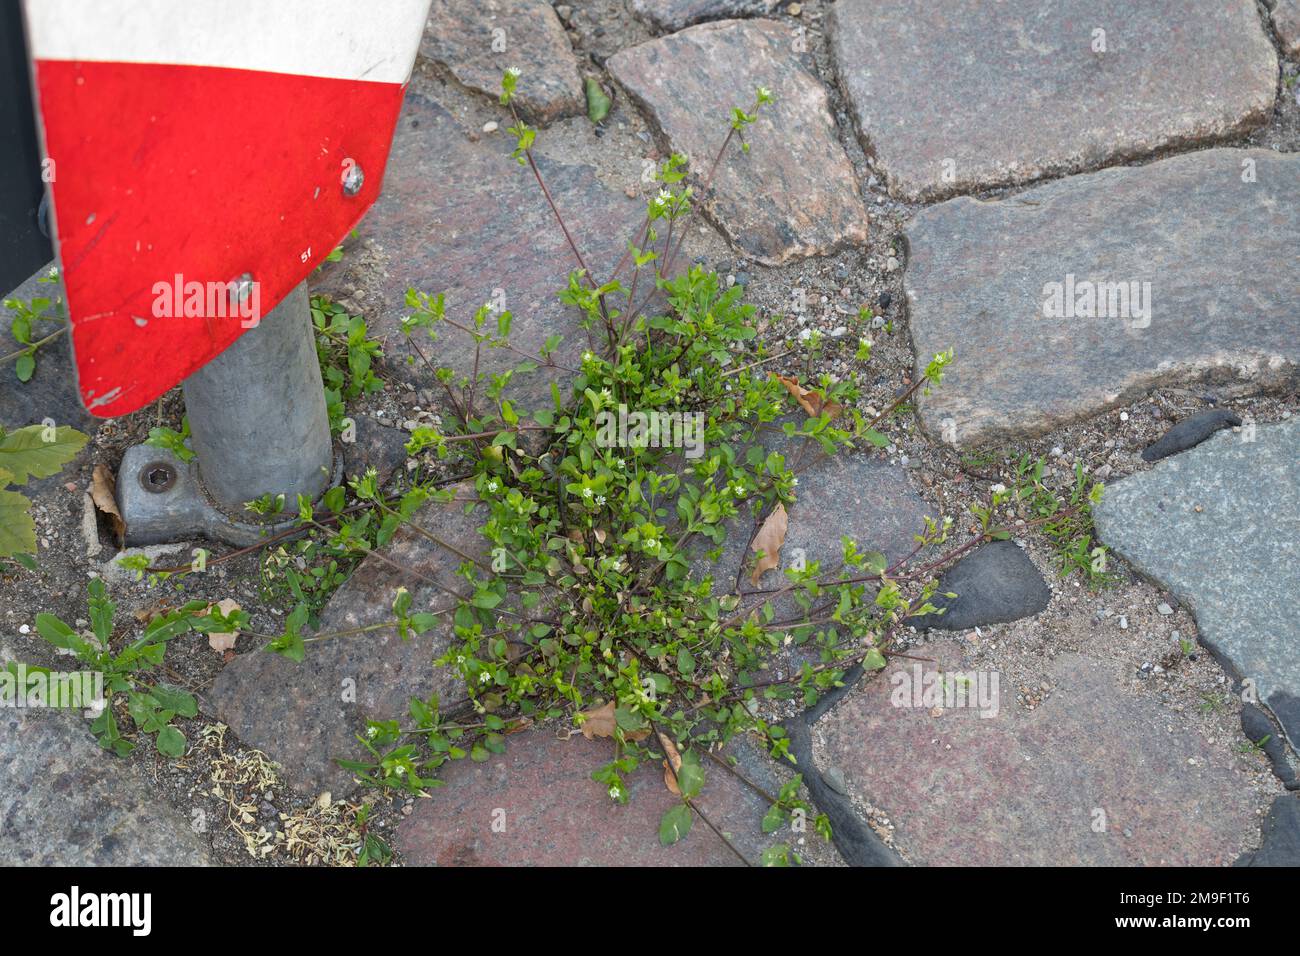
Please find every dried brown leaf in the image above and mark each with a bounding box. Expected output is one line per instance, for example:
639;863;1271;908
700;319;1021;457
579;701;617;740
90;464;125;544
749;502;789;586
659;731;682;795
772;373;841;419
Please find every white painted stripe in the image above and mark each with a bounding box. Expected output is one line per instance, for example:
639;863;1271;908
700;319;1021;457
24;0;431;84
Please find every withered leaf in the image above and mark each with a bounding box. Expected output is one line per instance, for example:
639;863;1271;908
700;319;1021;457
772;373;841;419
659;731;682;795
579;701;617;740
749;502;789;586
90;464;125;544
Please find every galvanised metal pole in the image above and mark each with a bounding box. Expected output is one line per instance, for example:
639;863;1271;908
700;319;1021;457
181;280;333;513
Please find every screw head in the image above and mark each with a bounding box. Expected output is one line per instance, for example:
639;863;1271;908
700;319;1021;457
139;461;177;494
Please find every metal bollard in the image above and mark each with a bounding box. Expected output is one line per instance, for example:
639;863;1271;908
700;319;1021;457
182;281;333;512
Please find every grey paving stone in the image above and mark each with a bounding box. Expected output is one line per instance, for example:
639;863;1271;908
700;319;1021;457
0;708;213;865
207;490;482;797
815;642;1261;865
608;19;869;265
420;0;584;125
909;539;1050;631
1235;795;1300;866
1094;419;1300;746
829;0;1278;201
630;0;780;32
906;149;1300;447
314;90;641;415
1273;0;1300;56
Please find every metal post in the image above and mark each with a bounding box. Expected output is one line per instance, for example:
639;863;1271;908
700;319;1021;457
117;280;337;546
181;281;333;512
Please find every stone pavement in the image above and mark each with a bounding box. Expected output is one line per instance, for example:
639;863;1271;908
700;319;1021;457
263;0;1297;866
12;0;1296;867
1095;419;1300;748
0;708;212;865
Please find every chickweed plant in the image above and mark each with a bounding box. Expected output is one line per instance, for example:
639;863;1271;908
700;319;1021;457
106;73;1105;864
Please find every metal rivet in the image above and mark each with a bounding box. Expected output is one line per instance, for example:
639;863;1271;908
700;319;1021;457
140;462;177;494
341;162;364;197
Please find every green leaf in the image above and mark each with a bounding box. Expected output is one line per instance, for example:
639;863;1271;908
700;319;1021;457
0;425;88;485
150;684;197;718
15;353;35;382
155;725;186;758
861;428;889;449
762;803;786;834
658;803;692;846
675;750;705;798
676;646;696;676
585;77;611;124
862;550;887;575
0;489;37;559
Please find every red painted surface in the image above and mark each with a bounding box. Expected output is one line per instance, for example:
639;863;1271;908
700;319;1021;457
33;60;406;416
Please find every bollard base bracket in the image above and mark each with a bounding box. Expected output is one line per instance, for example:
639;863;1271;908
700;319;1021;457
116;443;342;548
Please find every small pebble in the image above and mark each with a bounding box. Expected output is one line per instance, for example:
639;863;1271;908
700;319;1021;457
482;121;498;133
1156;602;1173;616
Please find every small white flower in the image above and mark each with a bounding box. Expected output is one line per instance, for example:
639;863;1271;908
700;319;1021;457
582;487;593;498
582;351;594;362
394;765;407;776
758;86;772;99
506;66;521;78
486;480;499;493
990;483;1007;495
456;655;466;665
608;785;621;800
653;189;672;207
479;671;492;684
733;483;745;496
596;495;606;506
644;538;659;551
791;477;799;487
366;726;378;739
600;388;612;400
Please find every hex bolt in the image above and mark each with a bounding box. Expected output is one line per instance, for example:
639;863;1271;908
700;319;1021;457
139;462;177;494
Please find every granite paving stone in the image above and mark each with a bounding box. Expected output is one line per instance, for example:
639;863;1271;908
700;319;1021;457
815;641;1261;865
420;0;584;125
1;708;213;865
395;730;821;865
609;19;869;265
905;149;1300;447
908;539;1051;632
830;0;1278;200
1094;418;1300;747
1272;0;1300;56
